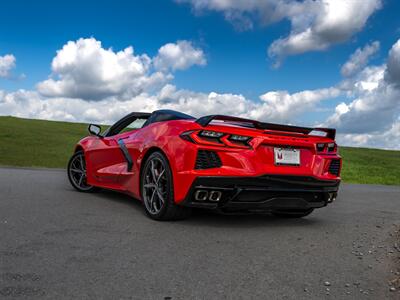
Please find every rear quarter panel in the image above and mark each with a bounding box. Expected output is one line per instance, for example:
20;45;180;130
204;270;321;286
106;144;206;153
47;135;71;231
123;120;199;200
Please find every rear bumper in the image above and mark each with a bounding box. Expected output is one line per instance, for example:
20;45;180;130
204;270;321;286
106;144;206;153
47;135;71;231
180;175;340;212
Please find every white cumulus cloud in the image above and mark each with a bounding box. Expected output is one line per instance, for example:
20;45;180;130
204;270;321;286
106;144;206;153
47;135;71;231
324;39;400;144
341;41;380;77
257;88;341;122
337;120;400;149
385;39;400;87
178;0;381;66
37;38;173;101
0;82;340;131
154;40;206;71
0;54;16;78
268;0;381;66
36;38;207;101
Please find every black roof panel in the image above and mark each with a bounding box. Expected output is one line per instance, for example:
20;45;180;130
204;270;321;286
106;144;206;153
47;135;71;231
142;109;195;127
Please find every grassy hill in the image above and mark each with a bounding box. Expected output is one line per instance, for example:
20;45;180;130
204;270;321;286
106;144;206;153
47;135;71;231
0;116;399;185
0;116;88;169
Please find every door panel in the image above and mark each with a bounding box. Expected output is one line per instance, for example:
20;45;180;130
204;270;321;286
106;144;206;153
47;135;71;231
86;136;126;186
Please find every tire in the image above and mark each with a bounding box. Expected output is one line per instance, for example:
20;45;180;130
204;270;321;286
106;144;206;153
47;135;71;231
272;208;314;218
141;151;191;221
67;151;97;192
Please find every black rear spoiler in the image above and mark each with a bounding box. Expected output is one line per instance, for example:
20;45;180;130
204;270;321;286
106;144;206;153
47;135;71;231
195;115;336;140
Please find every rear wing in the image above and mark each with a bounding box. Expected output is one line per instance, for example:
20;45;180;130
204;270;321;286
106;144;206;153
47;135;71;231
195;115;336;140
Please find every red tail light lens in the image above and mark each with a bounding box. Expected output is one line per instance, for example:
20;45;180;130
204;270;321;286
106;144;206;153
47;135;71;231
226;135;252;147
229;135;251;142
180;130;252;148
327;143;336;152
199;130;224;138
315;142;337;153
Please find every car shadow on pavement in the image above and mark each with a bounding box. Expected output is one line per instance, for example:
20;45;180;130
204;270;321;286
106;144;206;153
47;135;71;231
94;189;143;207
184;209;320;228
88;188;320;228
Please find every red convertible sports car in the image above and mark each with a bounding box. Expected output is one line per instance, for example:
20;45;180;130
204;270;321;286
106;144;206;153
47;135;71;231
68;110;341;220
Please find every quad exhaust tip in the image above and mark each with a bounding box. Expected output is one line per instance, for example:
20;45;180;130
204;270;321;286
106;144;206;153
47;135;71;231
327;193;336;203
194;190;222;202
194;190;208;201
209;191;222;202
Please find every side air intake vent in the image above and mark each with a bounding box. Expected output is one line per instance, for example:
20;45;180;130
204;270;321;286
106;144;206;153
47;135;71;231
195;150;222;169
328;159;341;176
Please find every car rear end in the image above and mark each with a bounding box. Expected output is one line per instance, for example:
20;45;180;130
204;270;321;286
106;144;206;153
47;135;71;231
172;115;341;214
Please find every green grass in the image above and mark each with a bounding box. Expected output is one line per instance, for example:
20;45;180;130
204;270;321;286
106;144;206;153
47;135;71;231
339;147;400;185
0;116;399;185
0;116;88;168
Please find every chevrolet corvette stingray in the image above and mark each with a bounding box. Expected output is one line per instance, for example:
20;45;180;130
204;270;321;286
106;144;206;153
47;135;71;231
67;110;341;220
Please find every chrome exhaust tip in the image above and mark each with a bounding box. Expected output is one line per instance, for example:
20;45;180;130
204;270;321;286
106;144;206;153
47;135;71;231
327;193;336;203
209;191;222;202
194;190;208;201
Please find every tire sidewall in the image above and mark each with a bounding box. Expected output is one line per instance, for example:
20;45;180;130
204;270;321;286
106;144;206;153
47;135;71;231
141;151;174;219
67;151;95;192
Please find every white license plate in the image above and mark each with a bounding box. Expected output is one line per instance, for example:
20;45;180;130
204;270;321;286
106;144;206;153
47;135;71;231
274;148;300;166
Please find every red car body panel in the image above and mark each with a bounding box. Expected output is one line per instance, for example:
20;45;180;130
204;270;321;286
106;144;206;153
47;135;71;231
75;112;341;206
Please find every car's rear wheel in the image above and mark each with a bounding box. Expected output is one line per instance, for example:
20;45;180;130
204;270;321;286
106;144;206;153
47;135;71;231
141;151;191;221
272;208;314;218
67;151;97;192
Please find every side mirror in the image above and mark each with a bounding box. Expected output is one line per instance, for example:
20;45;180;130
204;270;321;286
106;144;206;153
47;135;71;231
88;124;102;137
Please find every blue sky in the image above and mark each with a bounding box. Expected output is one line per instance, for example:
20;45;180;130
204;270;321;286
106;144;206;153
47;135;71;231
0;0;399;149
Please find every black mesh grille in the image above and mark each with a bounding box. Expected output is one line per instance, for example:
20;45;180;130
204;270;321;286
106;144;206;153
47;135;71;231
328;159;341;176
195;150;222;169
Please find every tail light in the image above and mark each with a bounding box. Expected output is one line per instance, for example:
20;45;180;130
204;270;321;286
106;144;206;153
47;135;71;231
327;143;336;152
316;142;337;153
199;130;224;138
180;130;252;148
224;134;252;147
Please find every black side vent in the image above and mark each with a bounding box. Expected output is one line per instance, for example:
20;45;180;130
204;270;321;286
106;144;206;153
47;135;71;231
195;150;222;170
328;159;341;176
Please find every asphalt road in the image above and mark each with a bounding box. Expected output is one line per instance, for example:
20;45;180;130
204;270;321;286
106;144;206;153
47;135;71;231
0;167;399;299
